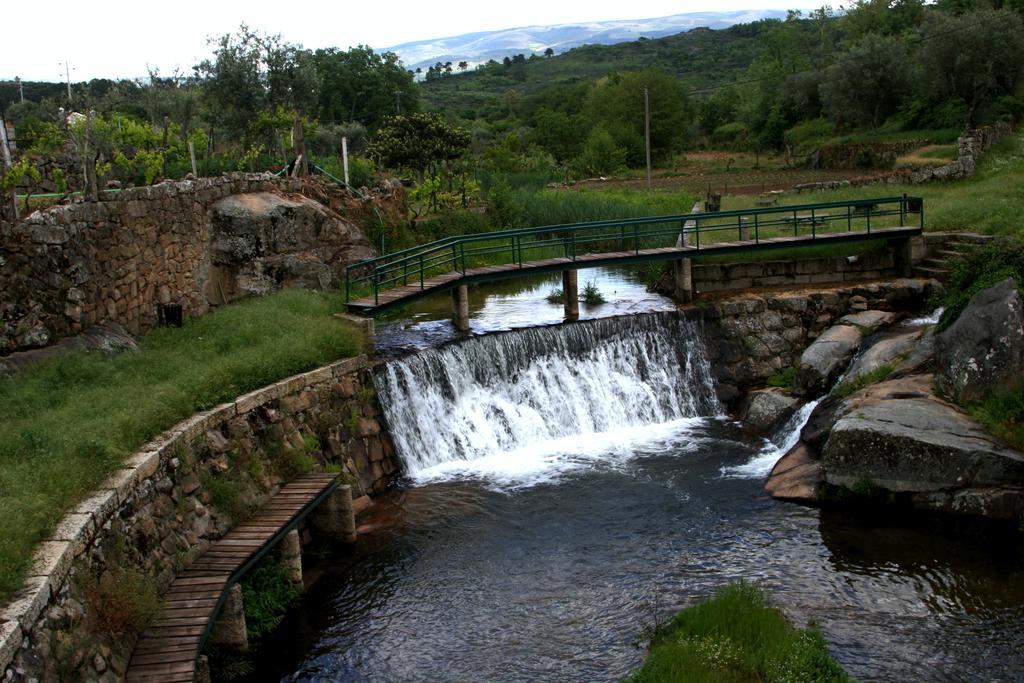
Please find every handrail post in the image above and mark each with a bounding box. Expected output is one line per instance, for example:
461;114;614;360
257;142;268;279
462;242;468;273
793;209;798;237
345;270;350;303
866;208;871;234
900;194;906;227
811;208;816;239
452;243;459;275
694;217;700;250
634;224;639;255
373;267;380;306
419;254;424;290
754;214;759;244
571;231;576;261
847;205;852;232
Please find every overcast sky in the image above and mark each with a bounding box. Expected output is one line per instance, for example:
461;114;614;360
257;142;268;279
4;0;828;82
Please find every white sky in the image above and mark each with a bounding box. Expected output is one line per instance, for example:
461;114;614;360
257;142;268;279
3;0;827;82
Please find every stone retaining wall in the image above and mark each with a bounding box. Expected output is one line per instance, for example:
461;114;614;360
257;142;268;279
696;279;937;404
0;354;401;682
692;250;898;293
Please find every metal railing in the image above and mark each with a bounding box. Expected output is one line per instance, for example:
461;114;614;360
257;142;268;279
345;195;924;306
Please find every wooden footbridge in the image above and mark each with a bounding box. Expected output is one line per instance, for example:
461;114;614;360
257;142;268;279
125;473;353;683
345;196;924;317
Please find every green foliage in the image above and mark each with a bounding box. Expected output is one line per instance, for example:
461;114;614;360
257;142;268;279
821;35;913;129
627;582;851;683
202;473;250;521
581;281;606;305
573;126;627;178
368;112;471;177
486;177;525;229
312;45;419;128
969;388;1024;451
934;236;1024;331
832;363;896;398
545;288;563;304
80;564;161;636
240;556;302;640
766;368;797;390
0;290;362;602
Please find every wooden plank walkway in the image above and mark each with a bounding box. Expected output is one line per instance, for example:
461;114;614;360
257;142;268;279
346;226;920;314
125;472;340;683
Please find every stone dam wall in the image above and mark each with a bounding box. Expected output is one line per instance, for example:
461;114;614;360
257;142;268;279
0;355;400;682
0;173;379;356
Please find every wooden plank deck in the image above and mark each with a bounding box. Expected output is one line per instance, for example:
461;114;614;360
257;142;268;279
125;472;340;683
347;226;920;314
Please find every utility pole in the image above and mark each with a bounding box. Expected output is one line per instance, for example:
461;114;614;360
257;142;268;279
16;77;23;103
644;87;652;192
59;61;72;102
395;91;401;115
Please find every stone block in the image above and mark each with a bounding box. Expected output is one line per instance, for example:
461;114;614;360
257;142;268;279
122;450;161;481
28;541;74;591
102;467;139;506
51;513;95;555
0;620;23;672
1;576;51;632
74;488;119;528
200;403;238;432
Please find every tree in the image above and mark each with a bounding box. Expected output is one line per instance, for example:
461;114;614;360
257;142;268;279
582;69;692;166
820;35;912;128
574;126;627;177
458;61;469;72
368;113;471;178
544;47;555;58
918;9;1024;126
312;46;418;128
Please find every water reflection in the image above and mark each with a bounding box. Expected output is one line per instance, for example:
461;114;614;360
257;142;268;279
373;266;675;354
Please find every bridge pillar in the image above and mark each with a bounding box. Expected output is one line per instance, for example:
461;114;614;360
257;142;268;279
210;584;249;652
312;484;357;543
280;529;303;585
896;235;927;277
452;285;470;333
562;270;579;320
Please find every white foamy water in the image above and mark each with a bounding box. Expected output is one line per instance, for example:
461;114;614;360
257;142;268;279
375;314;722;489
719;399;821;479
903;307;944;326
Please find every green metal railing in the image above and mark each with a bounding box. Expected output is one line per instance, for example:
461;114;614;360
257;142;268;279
345;195;924;307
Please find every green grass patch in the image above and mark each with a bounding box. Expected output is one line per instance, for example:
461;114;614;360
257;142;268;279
969;388;1024;451
832;363;896;399
932;236;1024;332
916;145;958;161
766;368;797;391
627;582;850;683
0;289;362;602
722;130;1024;237
239;554;302;640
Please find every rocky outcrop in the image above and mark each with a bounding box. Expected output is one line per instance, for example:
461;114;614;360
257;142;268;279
207;192;373;304
842;328;923;385
741;388;799;433
0;322;137;376
764;443;821;501
935;277;1024;404
822;376;1024;495
794;323;863;396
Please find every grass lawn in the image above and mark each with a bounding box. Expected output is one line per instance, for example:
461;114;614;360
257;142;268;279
721;130;1024;237
627;582;851;683
0;289;363;602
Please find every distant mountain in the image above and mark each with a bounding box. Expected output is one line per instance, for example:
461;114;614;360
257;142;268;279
386;10;786;71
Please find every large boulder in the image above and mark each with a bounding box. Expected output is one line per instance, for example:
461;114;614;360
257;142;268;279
741;388;799;433
794;323;863;396
822;377;1024;493
764;442;821;502
842;328;923;385
206;192;374;304
935;277;1024;404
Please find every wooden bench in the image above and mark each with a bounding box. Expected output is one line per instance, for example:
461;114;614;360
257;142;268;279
125;472;344;683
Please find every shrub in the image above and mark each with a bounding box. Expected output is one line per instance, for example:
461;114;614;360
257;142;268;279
581;281;606;305
240;559;301;640
81;565;161;636
934;236;1024;331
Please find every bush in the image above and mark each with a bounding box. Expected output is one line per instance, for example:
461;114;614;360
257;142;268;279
581;281;606;305
81;565;161;636
240;558;302;640
934;236;1024;331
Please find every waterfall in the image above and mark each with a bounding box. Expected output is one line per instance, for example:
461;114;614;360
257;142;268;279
374;313;721;487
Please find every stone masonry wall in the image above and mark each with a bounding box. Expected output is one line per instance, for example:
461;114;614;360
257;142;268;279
695;278;938;405
692;250;898;294
0;354;401;682
0;173;383;356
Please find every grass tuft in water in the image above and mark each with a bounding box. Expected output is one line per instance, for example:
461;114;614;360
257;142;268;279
626;582;851;683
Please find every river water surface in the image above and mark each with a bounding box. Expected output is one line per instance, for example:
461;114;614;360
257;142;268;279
259;270;1024;682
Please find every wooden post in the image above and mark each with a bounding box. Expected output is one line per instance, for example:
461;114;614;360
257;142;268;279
341;136;350;185
644;87;652;192
311;485;356;543
452;284;470;333
279;529;303;585
210;584;249;652
0;118;18;220
292;114;308;177
188;140;198;177
562;270;579;320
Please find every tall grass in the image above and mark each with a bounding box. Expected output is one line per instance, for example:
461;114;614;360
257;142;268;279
517;187;695;227
627;582;851;683
0;289;362;601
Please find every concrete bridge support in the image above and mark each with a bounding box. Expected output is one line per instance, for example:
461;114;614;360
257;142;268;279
452;284;470;333
896;235;927;277
562;270;579;320
210;584;249;652
673;259;693;303
279;529;303;585
312;484;357;543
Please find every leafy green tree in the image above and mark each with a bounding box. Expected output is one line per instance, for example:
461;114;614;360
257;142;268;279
820;35;913;128
918;9;1024;126
574;126;627;177
312;46;418;128
582;69;692;166
840;0;925;39
368;113;471;179
529;108;586;161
